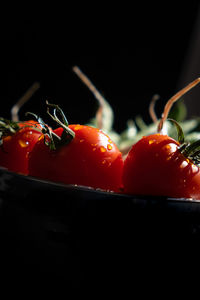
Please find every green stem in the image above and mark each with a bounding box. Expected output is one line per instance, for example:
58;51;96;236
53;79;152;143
25;111;62;150
0;117;20;137
46;101;75;140
46;101;69;126
182;139;200;157
26;103;75;150
167;118;185;144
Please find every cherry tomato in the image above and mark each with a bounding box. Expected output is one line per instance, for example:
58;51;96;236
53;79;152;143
17;120;40;128
0;120;42;175
28;124;124;192
123;133;200;199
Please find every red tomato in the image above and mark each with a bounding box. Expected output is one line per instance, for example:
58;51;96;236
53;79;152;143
17;120;41;129
0;120;42;175
123;133;200;199
28;125;124;192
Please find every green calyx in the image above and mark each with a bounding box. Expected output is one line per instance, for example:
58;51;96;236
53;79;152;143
46;101;75;149
0;117;19;134
168;118;200;165
26;102;75;151
25;111;59;150
0;118;20;145
180;140;200;165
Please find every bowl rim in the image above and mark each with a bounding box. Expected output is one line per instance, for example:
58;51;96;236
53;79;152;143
1;166;200;204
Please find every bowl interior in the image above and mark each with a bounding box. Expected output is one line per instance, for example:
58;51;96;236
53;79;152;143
0;167;199;286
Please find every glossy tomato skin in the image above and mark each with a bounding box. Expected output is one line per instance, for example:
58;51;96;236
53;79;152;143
0;121;42;175
28;125;124;192
123;133;200;199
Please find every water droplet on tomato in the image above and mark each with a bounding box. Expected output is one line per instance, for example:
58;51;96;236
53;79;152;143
107;144;112;150
18;139;29;148
102;160;106;164
179;160;188;169
74;125;82;131
38;135;43;141
148;140;155;145
100;146;106;153
165;145;171;150
191;164;199;174
79;139;84;143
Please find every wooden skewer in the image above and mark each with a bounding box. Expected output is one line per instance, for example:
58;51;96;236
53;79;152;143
158;77;200;132
11;82;40;122
72;66;108;129
149;94;160;124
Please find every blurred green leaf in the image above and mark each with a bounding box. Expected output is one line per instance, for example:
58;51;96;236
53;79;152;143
168;100;187;122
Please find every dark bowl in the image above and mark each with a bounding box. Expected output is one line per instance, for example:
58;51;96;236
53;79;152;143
0;167;200;288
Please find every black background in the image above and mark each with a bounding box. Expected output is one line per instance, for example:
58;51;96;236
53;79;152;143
1;5;200;292
1;3;200;133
